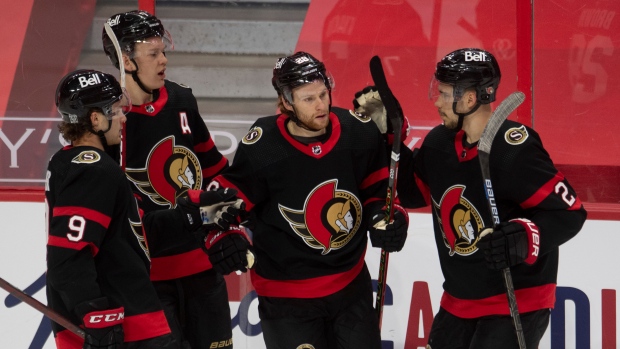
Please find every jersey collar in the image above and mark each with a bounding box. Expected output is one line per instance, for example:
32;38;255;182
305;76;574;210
277;112;341;158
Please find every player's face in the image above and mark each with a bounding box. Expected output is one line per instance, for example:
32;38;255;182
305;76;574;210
103;101;127;145
433;82;459;129
433;82;473;130
286;81;331;134
132;37;168;90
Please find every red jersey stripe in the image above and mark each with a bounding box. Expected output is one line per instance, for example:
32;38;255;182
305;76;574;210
251;251;366;298
53;206;111;229
440;283;556;318
123;310;171;342
360;167;389;189
202;156;228;179
47;236;99;256
194;138;215;153
520;172;564;209
149;248;212;281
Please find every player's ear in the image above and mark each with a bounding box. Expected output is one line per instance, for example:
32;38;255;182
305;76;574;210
122;54;136;72
89;111;100;131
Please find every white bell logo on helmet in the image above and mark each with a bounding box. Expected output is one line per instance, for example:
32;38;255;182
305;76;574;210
464;51;487;62
78;74;101;88
107;15;121;26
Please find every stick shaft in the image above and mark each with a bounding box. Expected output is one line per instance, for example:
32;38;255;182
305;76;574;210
370;55;403;327
478;91;527;349
0;276;85;338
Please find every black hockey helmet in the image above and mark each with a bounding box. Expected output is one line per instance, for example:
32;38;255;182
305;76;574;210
56;70;126;123
433;48;501;104
272;51;334;103
102;10;172;69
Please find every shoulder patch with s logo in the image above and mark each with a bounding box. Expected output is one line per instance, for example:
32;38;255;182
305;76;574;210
71;151;101;164
504;125;529;145
349;109;371;123
242;126;263;145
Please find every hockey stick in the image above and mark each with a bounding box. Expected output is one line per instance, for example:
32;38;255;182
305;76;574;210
478;91;527;349
104;23;126;90
104;22;127;169
0;276;86;339
369;55;403;327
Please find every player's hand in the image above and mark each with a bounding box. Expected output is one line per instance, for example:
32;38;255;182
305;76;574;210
353;86;388;134
178;187;244;231
353;86;408;145
477;218;540;270
204;225;254;275
74;297;124;349
368;205;409;252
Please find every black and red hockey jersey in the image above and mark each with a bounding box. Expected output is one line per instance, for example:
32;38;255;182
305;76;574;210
45;145;170;346
122;80;228;281
211;107;390;298
398;120;587;318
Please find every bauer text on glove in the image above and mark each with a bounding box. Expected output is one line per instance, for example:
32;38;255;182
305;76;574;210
477;218;540;270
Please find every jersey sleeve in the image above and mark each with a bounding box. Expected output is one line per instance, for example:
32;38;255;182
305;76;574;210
210;142;266;212
142;204;200;255
396;144;431;208
186;92;229;184
46;164;121;311
498;131;587;254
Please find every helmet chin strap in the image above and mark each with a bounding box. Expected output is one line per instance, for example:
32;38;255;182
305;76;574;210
452;101;481;131
128;58;154;95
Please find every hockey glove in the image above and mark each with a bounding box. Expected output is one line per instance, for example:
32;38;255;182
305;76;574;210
478;218;540;270
353;86;388;134
368;205;409;252
204;225;254;275
353;86;409;144
74;297;124;349
177;187;244;231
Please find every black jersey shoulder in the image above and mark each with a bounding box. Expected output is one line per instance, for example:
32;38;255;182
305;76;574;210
491;120;546;170
422;124;457;154
164;80;197;105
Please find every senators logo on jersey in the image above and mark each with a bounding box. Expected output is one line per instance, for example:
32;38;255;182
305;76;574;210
433;185;485;256
71;151;101;164
504;125;529;145
279;179;362;255
126;136;202;208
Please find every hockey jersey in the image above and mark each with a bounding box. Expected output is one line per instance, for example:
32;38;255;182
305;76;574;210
398;120;587;318
211;107;390;298
45;146;170;345
122;80;228;281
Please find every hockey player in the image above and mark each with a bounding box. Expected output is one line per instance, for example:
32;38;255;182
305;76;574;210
354;48;587;348
102;11;233;348
203;51;409;349
47;69;179;349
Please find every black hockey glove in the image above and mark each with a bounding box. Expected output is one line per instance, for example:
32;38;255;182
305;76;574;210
177;187;244;231
74;297;124;349
477;218;540;270
204;225;255;275
353;86;409;144
368;204;409;252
